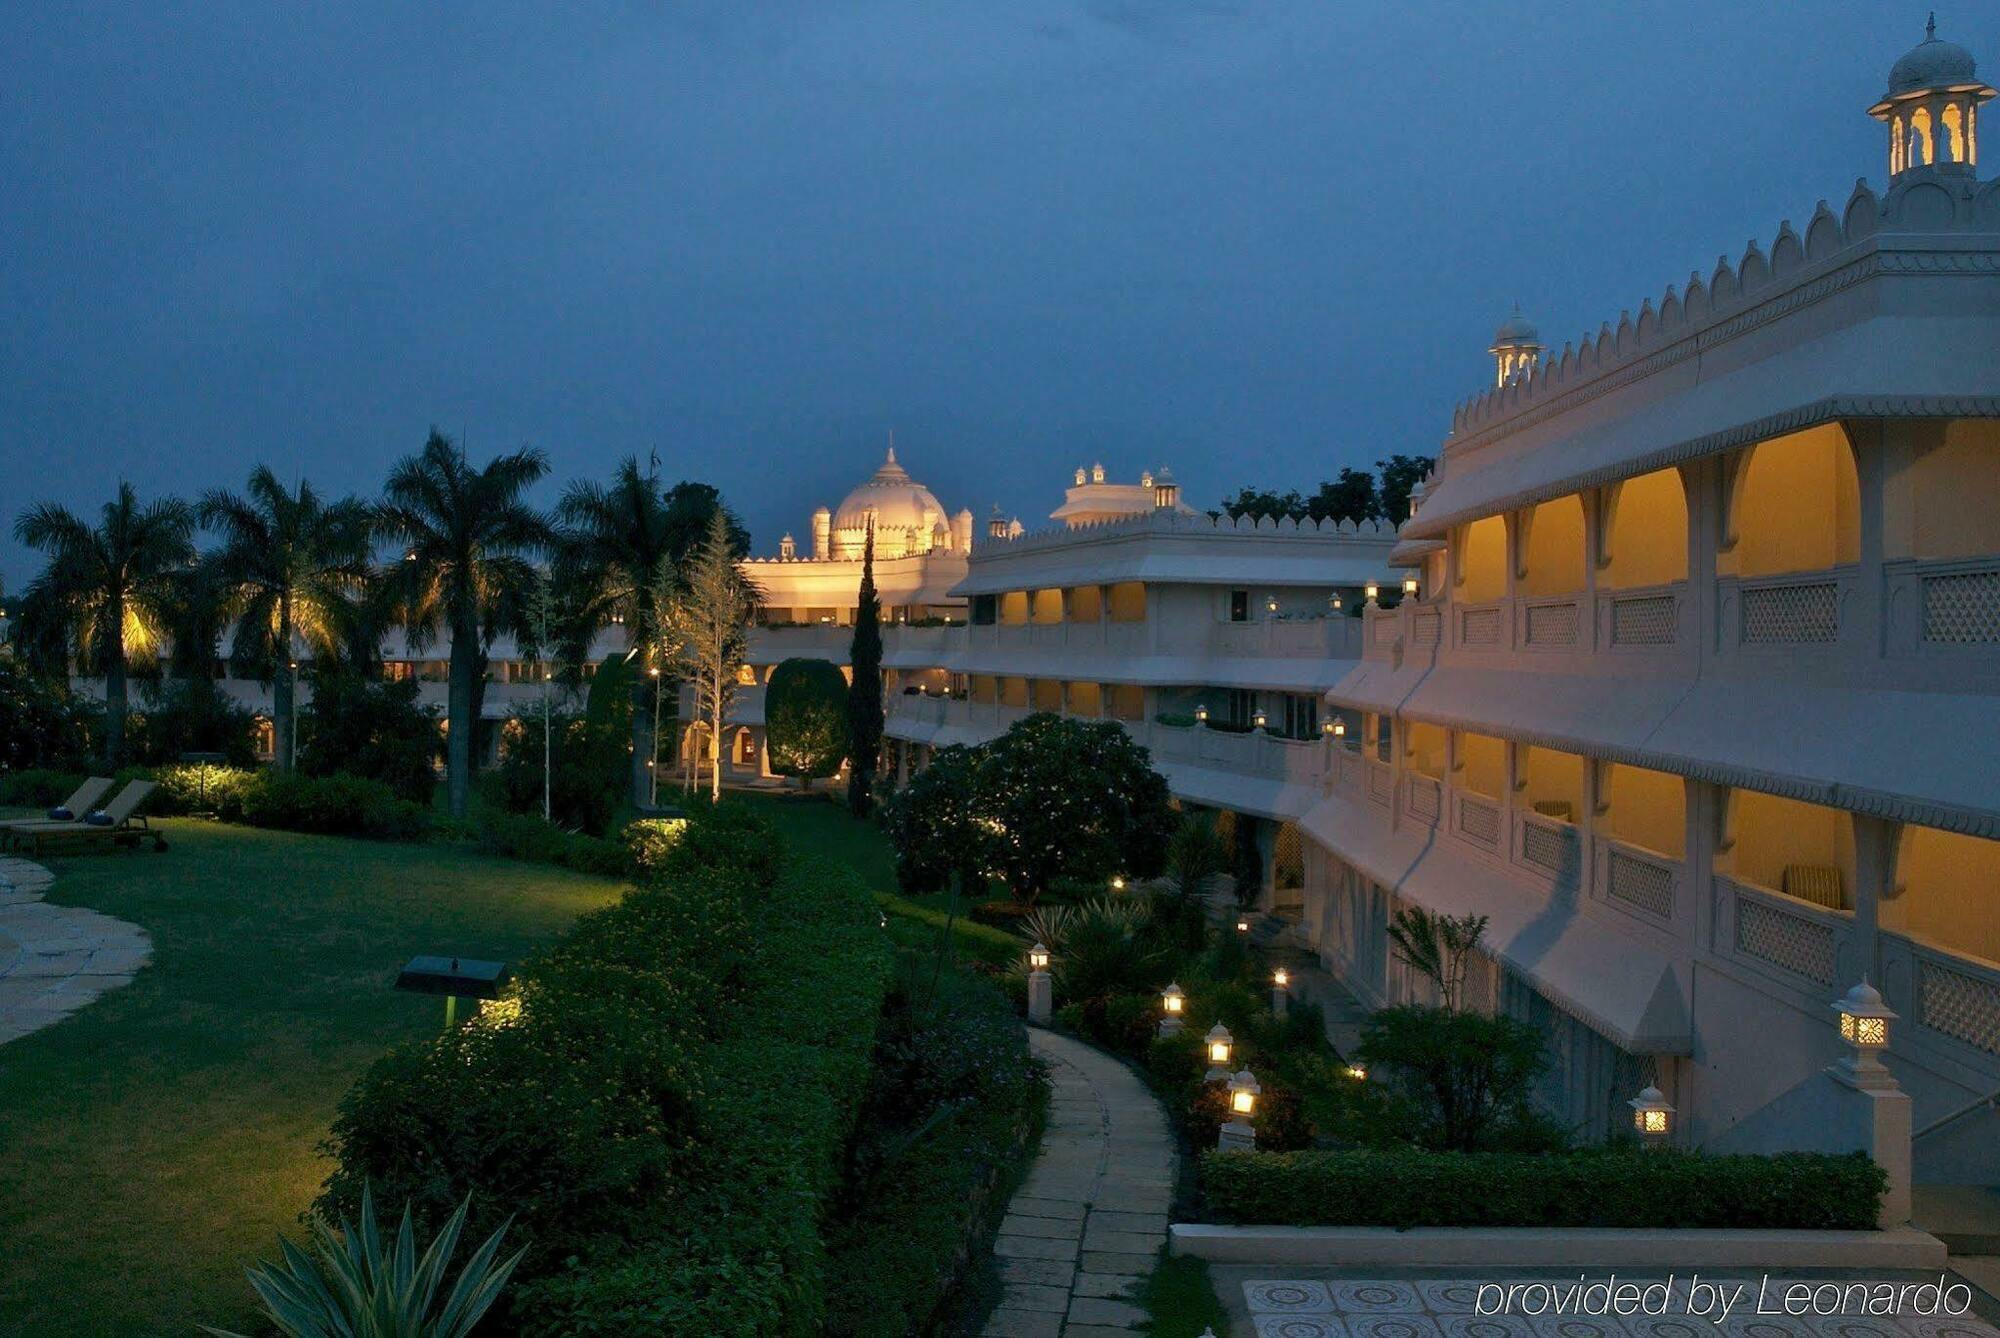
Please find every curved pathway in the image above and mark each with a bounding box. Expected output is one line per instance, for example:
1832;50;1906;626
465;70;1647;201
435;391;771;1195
0;855;151;1047
986;1028;1177;1336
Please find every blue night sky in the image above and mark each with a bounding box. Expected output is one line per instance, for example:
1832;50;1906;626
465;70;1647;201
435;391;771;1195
0;2;1950;583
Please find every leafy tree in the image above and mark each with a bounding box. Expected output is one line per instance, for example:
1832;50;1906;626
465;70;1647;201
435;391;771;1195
976;713;1177;903
882;744;989;895
1220;487;1309;522
661;480;750;565
129;678;261;767
1386;906;1490;1011
199;466;374;770
764;657;849;789
296;668;442;803
491;697;626;835
376;431;552;818
845;527;884;816
13;482;197;764
1376;453;1437;526
553;458;679;806
1312;466;1382;524
0;658;92;771
1354;1005;1553;1152
657;510;758;802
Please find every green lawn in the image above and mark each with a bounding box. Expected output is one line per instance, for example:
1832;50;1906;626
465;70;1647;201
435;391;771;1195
0;821;622;1336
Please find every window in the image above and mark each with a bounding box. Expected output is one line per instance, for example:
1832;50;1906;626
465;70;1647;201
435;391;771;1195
1280;693;1318;740
971;594;997;625
1228;590;1249;622
1226;689;1256;729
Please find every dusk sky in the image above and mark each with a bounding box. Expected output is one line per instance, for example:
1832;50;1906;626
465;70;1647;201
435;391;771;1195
0;2;1941;585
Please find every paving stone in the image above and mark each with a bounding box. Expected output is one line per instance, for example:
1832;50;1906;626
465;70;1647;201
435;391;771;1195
1081;1227;1165;1255
993;1234;1078;1262
1088;1210;1168;1234
1080;1250;1157;1276
0;857;150;1049
997;1213;1081;1241
981;1307;1063;1337
998;1283;1071;1313
1066;1295;1150;1327
1006;1196;1088;1221
997;1257;1076;1288
1063;1326;1147;1338
1073;1272;1140;1299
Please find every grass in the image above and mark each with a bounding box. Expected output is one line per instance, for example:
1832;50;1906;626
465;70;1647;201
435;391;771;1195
0;820;622;1336
725;790;1024;966
1138;1253;1231;1336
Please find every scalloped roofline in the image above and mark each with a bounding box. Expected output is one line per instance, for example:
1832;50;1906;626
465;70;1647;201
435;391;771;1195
970;506;1404;558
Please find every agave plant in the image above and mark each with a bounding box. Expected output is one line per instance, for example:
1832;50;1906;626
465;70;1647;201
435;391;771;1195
203;1184;523;1338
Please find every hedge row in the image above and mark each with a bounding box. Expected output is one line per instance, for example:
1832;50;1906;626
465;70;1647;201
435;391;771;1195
1200;1146;1886;1230
319;802;893;1334
822;970;1048;1335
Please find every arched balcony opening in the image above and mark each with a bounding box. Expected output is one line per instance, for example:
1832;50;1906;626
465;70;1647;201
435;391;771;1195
1600;762;1685;860
1889;824;2000;969
998;591;1030;626
1031;678;1062;712
1722;425;1860;579
732;727;758;768
1517;745;1583;825
1452;515;1507;603
1107;581;1147;623
1885;420;2000;561
1403;720;1447;780
1000;676;1029;708
1451;730;1506;800
1031;589;1064;625
1067;681;1102;717
1068;584;1104;622
969;674;998;705
1518;495;1587;598
1599;468;1689;590
1723;789;1853;910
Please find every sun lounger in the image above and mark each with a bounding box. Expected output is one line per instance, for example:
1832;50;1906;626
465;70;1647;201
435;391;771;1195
4;779;165;854
43;777;114;821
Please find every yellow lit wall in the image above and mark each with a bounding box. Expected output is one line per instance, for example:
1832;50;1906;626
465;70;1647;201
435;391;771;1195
1069;585;1104;621
1068;681;1103;716
1730;789;1852;905
1031;678;1062;711
1891;824;2000;966
1454;515;1507;602
1453;731;1506;799
1108;582;1147;623
999;591;1030;625
1031;589;1064;625
1602;763;1685;859
1518;746;1584;824
1109;684;1145;720
1519;496;1587;597
970;674;997;704
1601;468;1689;589
1404;720;1447;779
1884;419;2000;561
1724;425;1860;577
1001;676;1029;707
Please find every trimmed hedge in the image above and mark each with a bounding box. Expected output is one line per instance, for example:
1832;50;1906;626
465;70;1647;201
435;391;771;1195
822;970;1048;1335
1200;1146;1886;1231
319;802;894;1334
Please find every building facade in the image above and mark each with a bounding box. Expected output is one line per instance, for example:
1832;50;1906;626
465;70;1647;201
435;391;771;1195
1298;28;2000;1164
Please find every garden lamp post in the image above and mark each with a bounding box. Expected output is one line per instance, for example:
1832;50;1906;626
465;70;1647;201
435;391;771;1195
1827;979;1914;1228
1159;982;1186;1037
649;665;662;806
287;659;299;767
1195;702;1208;726
1236;915;1250;935
1026;943;1052;1025
1403;575;1420;599
1832;979;1898;1088
1271;966;1290;1019
1328;591;1343;614
1344;1063;1367;1081
1203;1023;1234;1082
1364;581;1380;607
1629;1085;1675;1147
1218;1068;1260;1150
1252;709;1268;733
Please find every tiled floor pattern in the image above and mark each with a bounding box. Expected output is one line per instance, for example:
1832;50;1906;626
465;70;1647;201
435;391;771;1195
983;1028;1177;1335
0;854;151;1045
1238;1277;1999;1338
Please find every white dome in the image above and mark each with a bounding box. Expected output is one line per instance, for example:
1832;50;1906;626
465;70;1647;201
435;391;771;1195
831;447;946;535
1887;26;1979;96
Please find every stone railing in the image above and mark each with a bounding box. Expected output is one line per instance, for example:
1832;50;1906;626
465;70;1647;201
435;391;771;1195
1454;790;1502;849
1717;875;1849;991
1405;773;1442;825
1718;566;1858;650
1882;930;2000;1064
1597;837;1680;923
1885;553;2000;655
1516;811;1580;879
1598;583;1685;651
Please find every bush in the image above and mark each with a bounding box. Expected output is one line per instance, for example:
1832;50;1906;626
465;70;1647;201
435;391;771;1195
0;659;92;772
623;816;688;874
132;762;258;816
234;771;430;840
490;698;626;836
764;657;849;788
1354;1004;1553;1152
822;967;1048;1336
1199;1146;1887;1230
296;670;440;803
127;678;261;767
0;767;87;808
882;744;988;895
320;802;894;1334
472;807;629;877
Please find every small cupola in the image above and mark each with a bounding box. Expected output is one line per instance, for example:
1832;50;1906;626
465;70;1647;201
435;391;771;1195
1870;14;1994;179
1488;305;1542;387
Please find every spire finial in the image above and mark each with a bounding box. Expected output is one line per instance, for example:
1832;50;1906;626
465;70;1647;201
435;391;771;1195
1927;11;1936;40
886;428;896;466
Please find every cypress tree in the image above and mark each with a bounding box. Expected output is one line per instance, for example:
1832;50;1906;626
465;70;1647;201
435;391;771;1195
846;525;884;816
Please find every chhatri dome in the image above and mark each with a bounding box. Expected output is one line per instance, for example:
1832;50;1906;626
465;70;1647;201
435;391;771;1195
1487;305;1543;387
1870;14;1995;180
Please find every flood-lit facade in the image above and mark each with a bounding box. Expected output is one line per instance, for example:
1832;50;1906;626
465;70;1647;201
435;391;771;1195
1299;29;2000;1165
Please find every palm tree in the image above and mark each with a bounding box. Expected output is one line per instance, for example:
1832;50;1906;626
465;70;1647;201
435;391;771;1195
376;431;551;818
199;466;375;770
552;457;676;807
12;483;197;765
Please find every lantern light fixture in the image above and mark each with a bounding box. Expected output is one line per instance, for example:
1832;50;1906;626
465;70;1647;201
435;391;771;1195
1629;1085;1674;1142
1831;979;1898;1087
1344;1063;1367;1081
1162;982;1185;1015
1235;916;1250;934
1272;967;1289;990
1195;702;1209;724
1365;581;1380;604
1028;942;1050;972
1403;575;1420;597
1252;709;1268;731
1264;594;1279;615
1329;592;1343;612
1204;1023;1235;1080
1228;1068;1261;1117
1110;875;1126;892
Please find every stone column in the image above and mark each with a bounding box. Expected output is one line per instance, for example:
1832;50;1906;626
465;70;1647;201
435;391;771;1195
1849;420;1887;658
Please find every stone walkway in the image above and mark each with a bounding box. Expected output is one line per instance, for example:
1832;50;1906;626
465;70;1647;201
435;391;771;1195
0;854;151;1046
985;1028;1178;1336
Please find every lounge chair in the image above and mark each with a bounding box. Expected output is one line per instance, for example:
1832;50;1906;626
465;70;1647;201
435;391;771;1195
4;780;165;855
41;777;115;822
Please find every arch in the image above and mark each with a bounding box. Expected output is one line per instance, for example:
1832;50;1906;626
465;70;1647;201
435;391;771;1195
1599;467;1689;589
1910;105;1934;168
1892;114;1906;175
1720;424;1861;578
1518;494;1587;597
1941;103;1966;164
733;727;758;767
1452;515;1507;602
1889;823;2000;966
